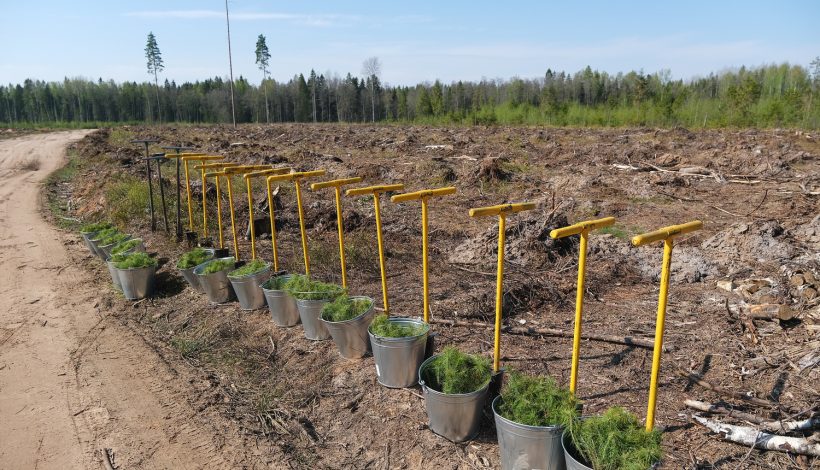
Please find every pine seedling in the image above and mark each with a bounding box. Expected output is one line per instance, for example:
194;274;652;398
80;221;113;233
498;371;579;428
282;275;344;301
229;259;270;277
568;407;662;470
201;258;236;275
425;346;491;394
111;238;141;256
113;252;157;269
177;248;213;269
321;295;373;322
369;314;428;338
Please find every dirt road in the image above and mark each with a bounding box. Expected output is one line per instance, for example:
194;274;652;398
0;132;249;469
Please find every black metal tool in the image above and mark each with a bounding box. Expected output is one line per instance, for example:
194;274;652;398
132;139;159;231
161;145;194;241
149;153;170;233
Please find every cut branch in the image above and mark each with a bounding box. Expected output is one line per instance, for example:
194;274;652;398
685;400;820;433
692;415;820;457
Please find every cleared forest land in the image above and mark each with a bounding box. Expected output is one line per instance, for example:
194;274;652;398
48;124;819;468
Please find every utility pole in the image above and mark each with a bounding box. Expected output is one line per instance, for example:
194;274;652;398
225;0;237;128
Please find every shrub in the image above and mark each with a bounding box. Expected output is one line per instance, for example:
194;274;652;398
568;407;662;470
321;295;372;322
177;248;213;269
229;259;270;278
282;275;344;301
369;314;427;338
201;258;236;275
498;371;578;427
113;252;157;269
80;221;112;233
111;238;141;256
424;346;491;394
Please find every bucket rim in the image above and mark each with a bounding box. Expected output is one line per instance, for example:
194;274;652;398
193;257;236;276
261;273;294;291
418;354;492;398
113;264;156;272
228;263;272;280
320;296;375;324
368;316;430;340
491;395;565;432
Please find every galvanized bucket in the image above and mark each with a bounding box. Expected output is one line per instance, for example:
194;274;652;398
194;257;236;304
89;234;110;259
80;230;98;255
369;318;429;388
295;298;332;340
117;265;155;300
560;427;658;470
111;238;146;256
321;296;376;359
228;264;271;310
493;396;566;470
100;236;136;259
178;249;215;292
106;260;122;291
418;354;490;443
261;275;300;326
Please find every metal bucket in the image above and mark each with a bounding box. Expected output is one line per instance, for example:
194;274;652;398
321;296;376;359
194;257;236;304
80;231;98;254
261;275;299;326
228;264;271;310
178;249;215;292
117;265;155;300
106;260;122;291
295;298;332;340
89;235;109;259
369;318;429;388
111;239;146;257
493;396;566;470
418;354;490;443
100;236;132;259
560;427;657;470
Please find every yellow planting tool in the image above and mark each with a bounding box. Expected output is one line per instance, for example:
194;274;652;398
632;220;703;431
203;170;229;249
310;177;364;288
267;170;327;276
194;162;239;239
164;154;223;233
243;168;292;260
346;184;406;313
468;202;536;373
391;187;457;322
218;165;275;259
549;216;616;395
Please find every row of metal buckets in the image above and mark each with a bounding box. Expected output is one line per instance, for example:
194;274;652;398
81;230;156;300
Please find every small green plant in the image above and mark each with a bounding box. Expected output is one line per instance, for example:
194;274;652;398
80;221;112;233
201;257;236;275
262;275;290;290
321;295;372;322
282;275;344;301
98;232;129;246
91;227;119;241
568;407;662;470
497;371;578;427
229;259;270;277
369;314;427;338
177;248;213;269
424;346;491;394
111;238;141;255
113;252;157;269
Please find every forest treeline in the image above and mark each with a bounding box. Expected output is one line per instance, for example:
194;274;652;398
2;62;819;128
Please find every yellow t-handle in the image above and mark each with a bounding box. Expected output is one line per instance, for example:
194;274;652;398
345;184;406;314
469;201;536;373
194;162;238;238
243;168;292;260
632;220;702;431
204;170;229;249
310;177;364;288
549;216;615;395
267;170;327;276
178;155;224;232
391;187;457;322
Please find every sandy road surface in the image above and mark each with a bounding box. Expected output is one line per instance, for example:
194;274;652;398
0;132;248;469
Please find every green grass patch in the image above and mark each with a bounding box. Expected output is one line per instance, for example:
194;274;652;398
423;346;491;394
105;175;150;227
171;336;205;358
177;247;213;269
498;371;578;427
599;225;629;240
201;257;236;274
369;314;428;338
111;238;141;255
229;259;270;278
113;252;157;269
321;295;372;322
282;275;344;301
568;407;662;470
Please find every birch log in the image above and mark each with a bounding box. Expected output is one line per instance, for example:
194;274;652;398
693;415;820;457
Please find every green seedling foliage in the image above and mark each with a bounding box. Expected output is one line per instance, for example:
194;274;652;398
425;346;491;394
91;227;119;241
568;407;662;470
498;371;579;428
111;238;141;256
98;232;129;246
262;276;289;290
201;258;236;275
80;221;112;233
369;314;428;338
113;252;157;269
229;259;270;278
177;248;212;269
321;295;372;322
282;275;344;301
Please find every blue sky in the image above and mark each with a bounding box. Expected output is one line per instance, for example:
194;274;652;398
1;1;818;86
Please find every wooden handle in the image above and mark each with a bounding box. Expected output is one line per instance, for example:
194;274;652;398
632;220;703;246
391;186;456;203
243;167;291;179
311;176;363;190
550;216;616;239
345;184;405;196
469;202;536;218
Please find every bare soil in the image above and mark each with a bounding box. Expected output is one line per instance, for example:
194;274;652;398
51;124;820;468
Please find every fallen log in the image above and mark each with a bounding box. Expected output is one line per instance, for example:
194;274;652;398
428;318;663;351
748;303;796;321
692;415;820;457
685;400;820;433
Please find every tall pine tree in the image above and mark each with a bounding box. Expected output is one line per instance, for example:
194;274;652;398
145;32;164;122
